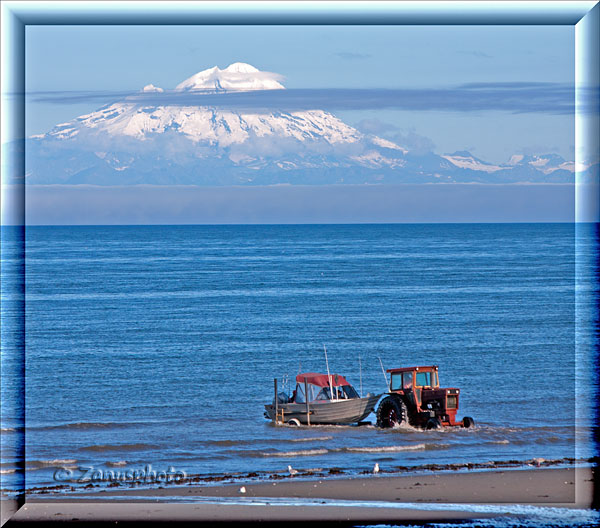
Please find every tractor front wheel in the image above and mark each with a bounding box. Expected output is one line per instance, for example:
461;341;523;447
462;416;474;428
376;397;407;428
426;417;441;430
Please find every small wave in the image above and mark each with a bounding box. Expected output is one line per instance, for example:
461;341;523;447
491;439;510;444
0;469;17;474
105;461;128;467
390;422;420;431
261;449;329;458
27;459;77;469
478;424;574;435
290;436;333;443
0;462;20;469
205;436;333;448
535;436;568;445
206;439;249;447
1;427;18;433
79;443;156;453
29;421;140;432
344;443;428;453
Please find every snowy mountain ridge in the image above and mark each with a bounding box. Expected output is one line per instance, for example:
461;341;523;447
23;62;584;186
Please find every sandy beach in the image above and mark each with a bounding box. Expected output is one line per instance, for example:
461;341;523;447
6;466;595;525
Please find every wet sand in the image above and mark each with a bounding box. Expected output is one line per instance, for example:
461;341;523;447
95;465;593;505
8;466;595;525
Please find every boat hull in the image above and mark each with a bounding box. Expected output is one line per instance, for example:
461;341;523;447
265;394;382;425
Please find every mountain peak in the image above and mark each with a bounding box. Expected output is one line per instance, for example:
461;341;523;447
449;150;475;158
223;62;260;73
175;62;284;92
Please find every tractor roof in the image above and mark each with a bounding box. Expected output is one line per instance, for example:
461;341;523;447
386;365;438;374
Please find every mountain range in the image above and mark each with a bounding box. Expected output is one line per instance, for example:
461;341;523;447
22;62;584;186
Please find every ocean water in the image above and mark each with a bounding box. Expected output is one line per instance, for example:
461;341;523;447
1;223;598;492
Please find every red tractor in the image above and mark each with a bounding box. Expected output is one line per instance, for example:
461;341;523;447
376;365;474;429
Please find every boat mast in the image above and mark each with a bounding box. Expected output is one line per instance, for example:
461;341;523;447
359;355;363;397
324;344;335;401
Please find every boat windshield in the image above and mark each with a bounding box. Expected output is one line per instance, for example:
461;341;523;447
295;383;359;402
341;385;359;399
294;383;320;403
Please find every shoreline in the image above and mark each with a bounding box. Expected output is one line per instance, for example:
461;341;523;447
31;466;593;507
16;456;592;496
4;465;596;525
5;466;595;525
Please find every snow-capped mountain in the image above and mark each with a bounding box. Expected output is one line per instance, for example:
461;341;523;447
22;62;583;186
175;62;285;92
43;62;329;147
505;154;576;175
441;151;504;173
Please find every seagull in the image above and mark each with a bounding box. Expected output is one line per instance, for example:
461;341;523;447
239;486;246;494
373;463;380;474
288;465;298;476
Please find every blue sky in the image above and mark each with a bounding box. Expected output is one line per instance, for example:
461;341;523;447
26;24;575;164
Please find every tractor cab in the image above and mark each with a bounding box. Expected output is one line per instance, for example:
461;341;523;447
377;365;473;429
389;366;439;391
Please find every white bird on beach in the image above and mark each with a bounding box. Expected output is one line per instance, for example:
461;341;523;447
373;463;380;474
239;486;246;494
288;465;298;476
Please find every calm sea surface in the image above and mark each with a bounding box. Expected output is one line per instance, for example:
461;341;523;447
1;224;598;492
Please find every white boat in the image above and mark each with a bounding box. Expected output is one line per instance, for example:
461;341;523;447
265;372;381;425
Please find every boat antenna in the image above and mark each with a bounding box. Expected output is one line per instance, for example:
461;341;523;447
324;344;335;401
359;356;363;397
378;356;389;390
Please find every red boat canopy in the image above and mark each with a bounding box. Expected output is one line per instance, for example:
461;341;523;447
296;372;351;388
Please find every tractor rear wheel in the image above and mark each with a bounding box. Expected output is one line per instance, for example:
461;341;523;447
376;397;407;428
